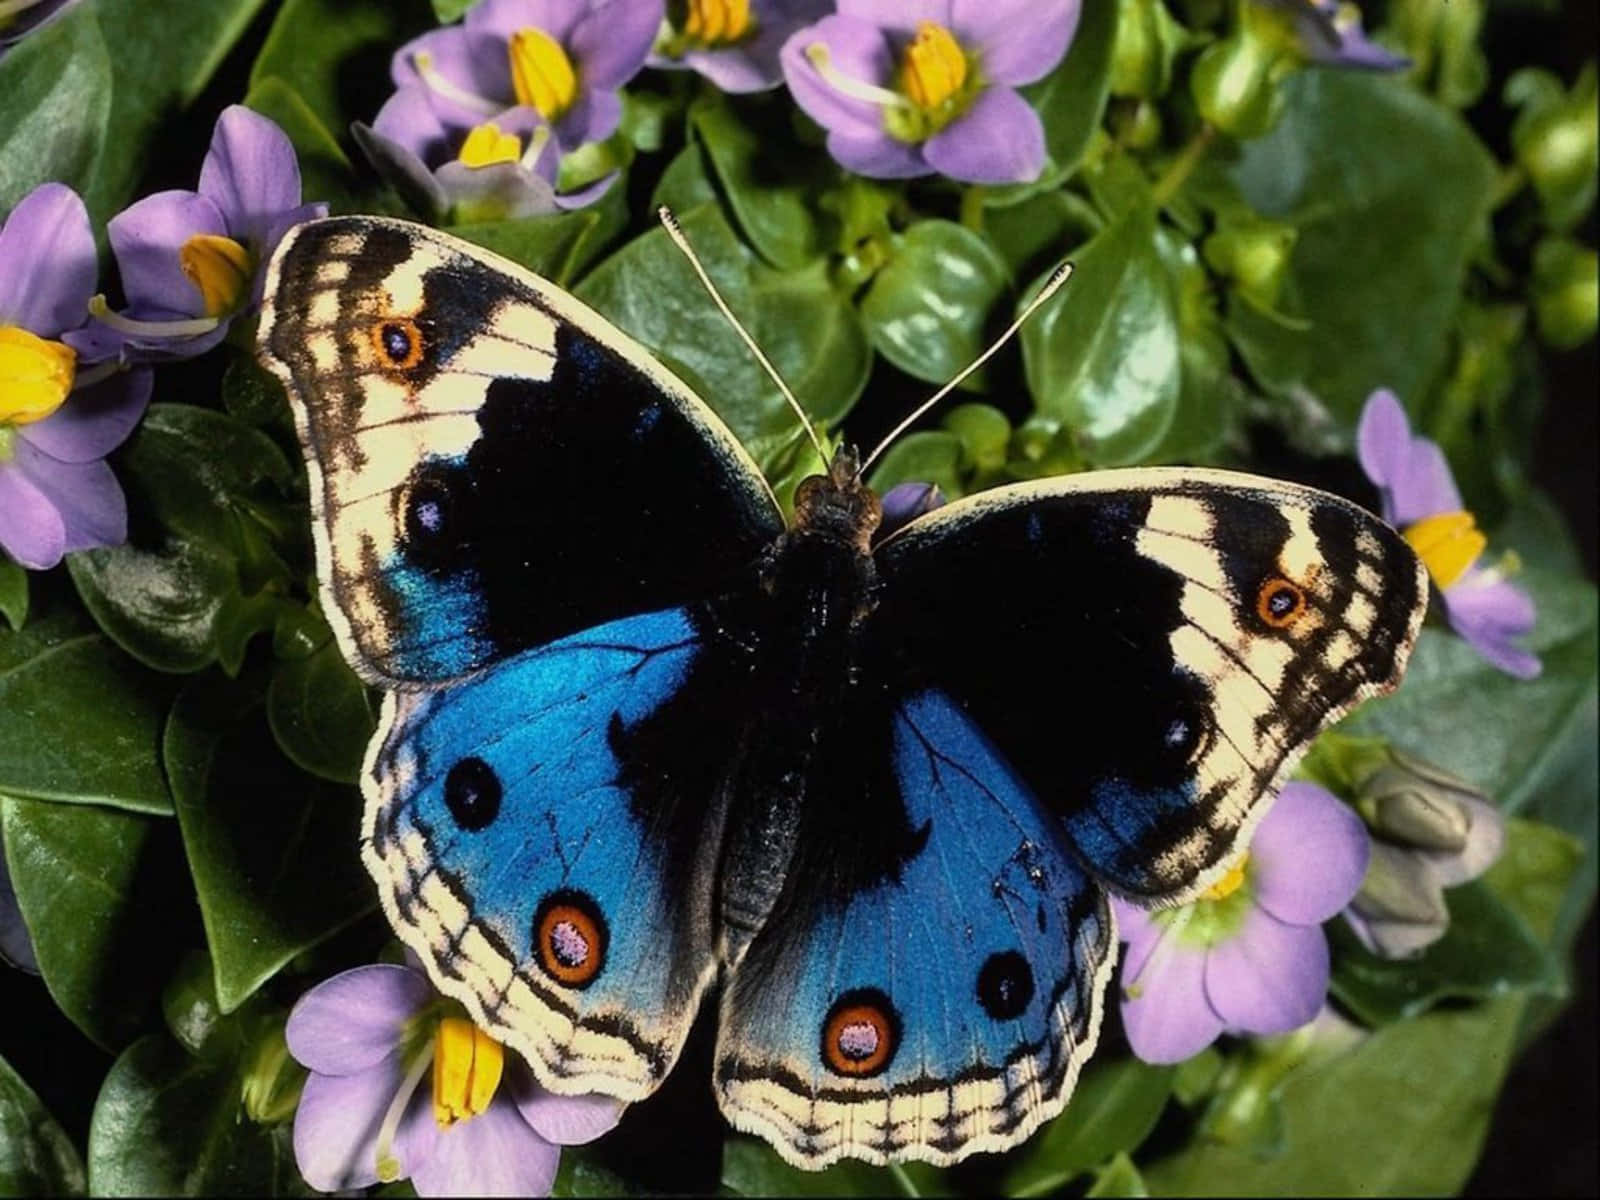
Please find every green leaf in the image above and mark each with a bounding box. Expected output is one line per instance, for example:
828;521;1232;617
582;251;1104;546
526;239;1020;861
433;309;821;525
446;182;630;286
243;76;368;214
986;189;1102;283
691;93;838;270
1087;1152;1148;1198
251;0;436;149
720;1137;952;1197
87;1034;302;1196
1020;204;1180;466
1224;71;1498;429
998;1058;1174;1197
985;0;1118;206
0;558;27;631
650;143;719;216
83;0;272;224
267;640;375;785
1;796;185;1050
0;2;110;211
860;221;1012;390
1148;227;1240;465
866;431;966;500
68;404;300;675
0;1053;86;1196
575;204;870;489
221;350;293;432
431;0;474;20
165;673;374;1012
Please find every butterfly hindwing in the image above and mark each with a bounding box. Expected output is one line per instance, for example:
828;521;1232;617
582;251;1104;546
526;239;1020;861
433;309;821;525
259;216;783;685
872;468;1426;902
714;690;1114;1169
364;607;726;1098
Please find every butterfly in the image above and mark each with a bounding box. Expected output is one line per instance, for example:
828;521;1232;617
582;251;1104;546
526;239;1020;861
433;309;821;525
257;215;1427;1169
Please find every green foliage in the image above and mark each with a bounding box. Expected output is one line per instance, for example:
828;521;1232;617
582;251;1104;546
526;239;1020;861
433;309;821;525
0;2;109;214
0;1052;85;1195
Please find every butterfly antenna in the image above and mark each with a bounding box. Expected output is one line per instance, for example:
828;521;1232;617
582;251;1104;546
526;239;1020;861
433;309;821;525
657;206;828;465
856;260;1075;478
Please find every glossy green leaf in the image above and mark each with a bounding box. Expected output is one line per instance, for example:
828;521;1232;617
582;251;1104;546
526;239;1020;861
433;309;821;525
1148;227;1240;465
81;0;271;224
251;0;435;148
243;75;369;214
267;640;375;785
986;189;1102;283
866;431;966;500
1;796;185;1050
446;181;630;286
0;2;110;211
650;142;719;216
68;404;300;675
860;221;1012;390
1087;1152;1148;1198
1224;71;1498;427
985;0;1118;206
575;204;870;486
1020;204;1180;466
0;1052;85;1196
165;673;373;1012
720;1137;952;1197
692;93;838;270
221;350;292;432
87;1034;303;1196
998;1058;1174;1197
0;559;27;632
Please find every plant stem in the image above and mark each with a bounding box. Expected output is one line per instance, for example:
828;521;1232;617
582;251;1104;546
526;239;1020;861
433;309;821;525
1151;124;1218;208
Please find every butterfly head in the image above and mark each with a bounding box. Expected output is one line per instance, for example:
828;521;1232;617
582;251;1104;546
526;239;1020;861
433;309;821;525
793;446;881;552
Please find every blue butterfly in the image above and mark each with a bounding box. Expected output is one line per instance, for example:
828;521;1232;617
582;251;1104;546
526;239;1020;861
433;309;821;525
258;217;1425;1168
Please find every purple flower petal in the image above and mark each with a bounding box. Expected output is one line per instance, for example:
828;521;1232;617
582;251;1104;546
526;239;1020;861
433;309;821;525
1250;782;1369;926
878;481;946;541
826;130;930;178
373;85;455;162
198;106;303;248
286;964;432;1076
838;0;940;35
392;26;514;130
8;439;125;557
923;86;1046;183
1444;573;1542;679
567;0;662;89
555;87;623;150
952;0;1080;86
410;1098;560;1198
1119;932;1222;1064
16;368;151;464
293;1060;438;1192
782;14;897;142
1203;908;1328;1036
653;1;830;92
0;847;39;973
0;463;65;570
1355;389;1462;525
468;0;587;44
0;182;96;338
512;1073;622;1145
554;169;619;210
107;189;227;318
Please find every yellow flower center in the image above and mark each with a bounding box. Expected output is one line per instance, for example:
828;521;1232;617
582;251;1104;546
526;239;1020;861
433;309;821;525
0;324;76;427
682;0;753;46
901;22;968;112
509;27;578;121
432;1017;505;1127
457;121;523;168
178;234;254;318
1200;852;1249;902
1403;510;1486;591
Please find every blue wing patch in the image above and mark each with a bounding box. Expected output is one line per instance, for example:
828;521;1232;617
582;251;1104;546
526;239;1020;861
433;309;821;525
713;689;1116;1168
361;607;723;1099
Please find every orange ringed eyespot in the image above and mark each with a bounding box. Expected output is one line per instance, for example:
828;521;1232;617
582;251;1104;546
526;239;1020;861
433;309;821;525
1256;577;1306;628
533;892;607;988
372;317;424;370
821;990;899;1077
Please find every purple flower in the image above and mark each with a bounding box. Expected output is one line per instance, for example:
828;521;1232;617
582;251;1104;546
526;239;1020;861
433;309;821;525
650;0;830;93
354;90;613;224
80;106;326;363
1113;782;1369;1064
0;183;151;571
876;480;945;541
391;0;663;152
0;0;81;51
0;831;38;973
1265;0;1409;72
286;960;621;1197
779;0;1081;184
1357;389;1541;679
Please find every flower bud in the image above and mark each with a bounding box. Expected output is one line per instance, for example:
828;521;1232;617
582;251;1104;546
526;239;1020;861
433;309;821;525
1110;0;1190;99
1189;30;1286;139
1507;63;1598;233
1356;749;1487;852
1531;237;1599;351
1202;216;1297;309
240;1015;307;1125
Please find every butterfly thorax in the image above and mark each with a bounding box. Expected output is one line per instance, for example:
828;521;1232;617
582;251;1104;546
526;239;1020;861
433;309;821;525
789;448;882;555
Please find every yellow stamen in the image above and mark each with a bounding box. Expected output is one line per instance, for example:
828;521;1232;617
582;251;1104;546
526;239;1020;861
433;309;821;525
1404;510;1486;591
901;22;968;112
1200;853;1249;903
509;27;578;120
178;234;254;318
432;1017;505;1127
457;122;522;168
0;325;76;426
683;0;753;45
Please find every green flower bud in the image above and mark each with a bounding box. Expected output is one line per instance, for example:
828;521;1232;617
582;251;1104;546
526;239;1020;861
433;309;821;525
240;1015;307;1126
1202;215;1297;309
1109;97;1165;150
1110;0;1191;99
1389;0;1488;108
1507;63;1598;233
1189;29;1287;139
1531;237;1599;350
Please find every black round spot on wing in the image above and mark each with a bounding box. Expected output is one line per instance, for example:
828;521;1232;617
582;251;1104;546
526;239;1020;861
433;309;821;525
399;462;472;568
444;756;500;831
382;324;412;362
977;950;1034;1020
